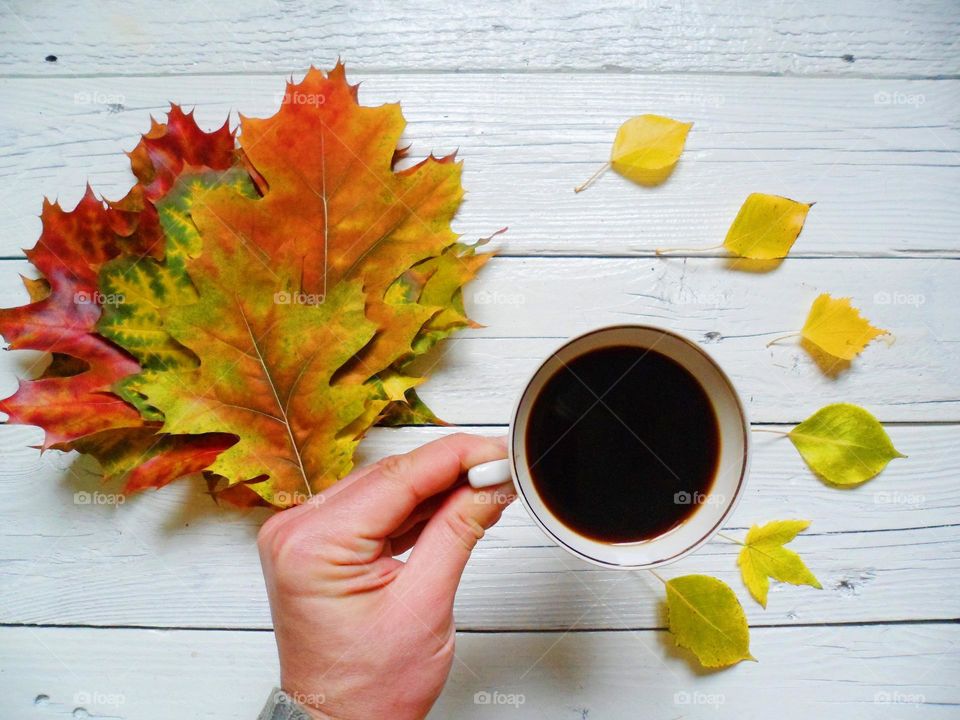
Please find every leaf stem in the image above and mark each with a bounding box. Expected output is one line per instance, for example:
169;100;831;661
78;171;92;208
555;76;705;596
766;331;801;347
751;427;790;436
717;532;744;546
648;569;667;585
574;162;611;193
477;226;508;245
655;243;725;256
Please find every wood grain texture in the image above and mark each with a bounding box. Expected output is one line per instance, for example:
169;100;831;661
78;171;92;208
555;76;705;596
0;74;958;259
0;423;954;630
3;256;956;424
1;1;958;78
1;3;958;709
2;624;957;719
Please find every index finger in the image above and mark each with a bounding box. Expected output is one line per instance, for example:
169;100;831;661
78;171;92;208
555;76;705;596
328;432;507;539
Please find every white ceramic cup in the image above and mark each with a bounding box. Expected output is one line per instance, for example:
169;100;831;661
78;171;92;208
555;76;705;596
467;325;750;569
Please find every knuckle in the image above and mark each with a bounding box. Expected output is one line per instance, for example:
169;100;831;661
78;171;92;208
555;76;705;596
444;431;477;454
444;509;484;551
259;516;323;569
269;529;315;575
256;511;284;551
376;453;413;481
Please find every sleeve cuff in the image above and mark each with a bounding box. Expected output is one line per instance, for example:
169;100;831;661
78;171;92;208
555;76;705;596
257;688;317;720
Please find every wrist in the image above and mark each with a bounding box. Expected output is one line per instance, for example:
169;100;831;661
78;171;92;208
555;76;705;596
278;670;343;720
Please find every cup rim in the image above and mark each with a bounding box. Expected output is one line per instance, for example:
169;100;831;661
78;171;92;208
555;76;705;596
507;324;751;570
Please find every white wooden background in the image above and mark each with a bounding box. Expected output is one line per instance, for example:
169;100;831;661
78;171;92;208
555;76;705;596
1;1;958;718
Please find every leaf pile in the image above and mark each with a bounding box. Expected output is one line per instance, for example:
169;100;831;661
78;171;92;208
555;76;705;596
0;64;489;507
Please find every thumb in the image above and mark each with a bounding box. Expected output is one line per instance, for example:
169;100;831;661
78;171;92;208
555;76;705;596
403;482;515;605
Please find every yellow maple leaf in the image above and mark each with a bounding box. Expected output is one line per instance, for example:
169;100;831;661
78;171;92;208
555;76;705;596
575;114;692;192
664;574;754;668
723;193;813;259
800;294;888;360
736;520;821;607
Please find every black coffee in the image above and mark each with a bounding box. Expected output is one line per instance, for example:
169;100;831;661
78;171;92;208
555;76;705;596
526;344;720;543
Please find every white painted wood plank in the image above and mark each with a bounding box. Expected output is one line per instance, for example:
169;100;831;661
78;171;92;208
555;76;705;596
3;257;956;423
1;625;956;719
0;423;955;630
2;1;958;78
0;74;958;258
418;257;960;423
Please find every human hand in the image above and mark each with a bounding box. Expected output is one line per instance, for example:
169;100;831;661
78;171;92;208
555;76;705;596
257;433;515;720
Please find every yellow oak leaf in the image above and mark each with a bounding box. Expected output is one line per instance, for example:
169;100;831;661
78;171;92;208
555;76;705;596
737;520;821;607
800;293;887;360
665;574;754;668
575;114;692;192
789;403;906;486
723;193;813;259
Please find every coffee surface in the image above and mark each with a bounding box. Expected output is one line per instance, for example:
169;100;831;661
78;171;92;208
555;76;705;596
526;344;720;543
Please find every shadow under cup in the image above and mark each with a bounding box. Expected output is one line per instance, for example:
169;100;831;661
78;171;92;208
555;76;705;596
509;326;750;569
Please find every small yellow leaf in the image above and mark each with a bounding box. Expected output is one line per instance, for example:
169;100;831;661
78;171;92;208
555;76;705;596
723;193;812;259
610;114;692;186
737;520;821;607
789;403;906;486
665;574;753;668
801;293;887;360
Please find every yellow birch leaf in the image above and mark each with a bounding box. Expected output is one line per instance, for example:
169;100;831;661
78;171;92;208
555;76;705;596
723;193;813;259
665;574;754;668
800;293;888;360
737;520;821;607
610;114;692;186
789;403;906;486
575;114;691;192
